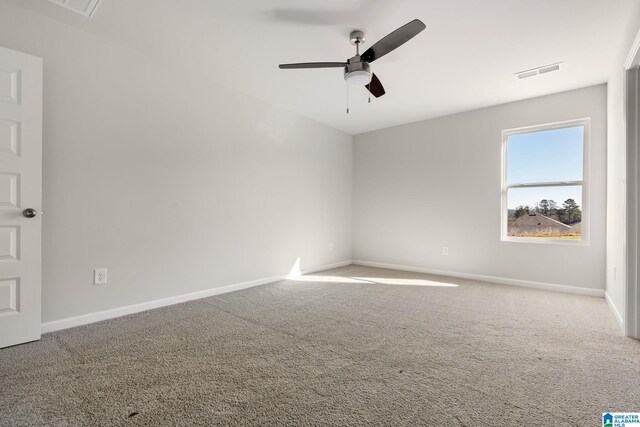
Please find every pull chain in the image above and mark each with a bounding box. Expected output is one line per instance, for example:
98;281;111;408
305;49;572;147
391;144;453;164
346;85;350;114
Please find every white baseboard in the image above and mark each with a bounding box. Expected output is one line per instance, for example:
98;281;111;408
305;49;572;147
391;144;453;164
41;258;606;334
41;260;352;334
352;260;605;297
605;291;625;331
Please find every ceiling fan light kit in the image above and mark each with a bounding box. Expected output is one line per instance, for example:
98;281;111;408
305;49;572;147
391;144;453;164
344;66;372;86
344;70;372;85
279;19;426;109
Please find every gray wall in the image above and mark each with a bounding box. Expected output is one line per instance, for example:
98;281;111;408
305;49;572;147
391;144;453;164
0;2;353;323
354;85;607;292
606;3;640;327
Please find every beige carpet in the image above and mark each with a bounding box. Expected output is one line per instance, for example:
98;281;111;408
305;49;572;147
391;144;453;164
1;265;639;426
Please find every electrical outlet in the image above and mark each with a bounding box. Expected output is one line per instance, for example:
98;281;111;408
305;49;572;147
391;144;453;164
442;246;449;256
329;242;334;252
613;266;617;281
94;268;107;285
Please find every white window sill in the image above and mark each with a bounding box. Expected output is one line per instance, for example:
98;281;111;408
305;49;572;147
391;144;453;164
501;236;589;246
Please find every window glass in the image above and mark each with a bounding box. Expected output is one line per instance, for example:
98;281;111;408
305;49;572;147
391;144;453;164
507;126;584;185
507;186;582;240
503;121;587;242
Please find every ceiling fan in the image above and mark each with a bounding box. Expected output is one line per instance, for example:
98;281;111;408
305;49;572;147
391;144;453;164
279;19;426;99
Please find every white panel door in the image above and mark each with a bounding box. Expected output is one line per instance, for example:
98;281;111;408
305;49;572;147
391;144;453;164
0;46;42;348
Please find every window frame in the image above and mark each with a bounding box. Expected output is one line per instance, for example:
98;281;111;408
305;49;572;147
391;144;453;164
501;118;590;245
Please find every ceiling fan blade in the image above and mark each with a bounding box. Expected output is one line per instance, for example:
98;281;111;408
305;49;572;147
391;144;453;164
361;19;426;63
279;62;347;69
366;73;386;98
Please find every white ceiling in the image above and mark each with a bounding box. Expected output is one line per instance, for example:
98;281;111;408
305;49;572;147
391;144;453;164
6;0;638;134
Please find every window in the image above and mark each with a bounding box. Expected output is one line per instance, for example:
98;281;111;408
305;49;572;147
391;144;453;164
501;119;588;243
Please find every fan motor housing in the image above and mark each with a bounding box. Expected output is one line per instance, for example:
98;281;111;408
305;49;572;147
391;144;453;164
345;57;371;75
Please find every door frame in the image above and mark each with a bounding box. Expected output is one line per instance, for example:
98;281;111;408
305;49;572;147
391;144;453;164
625;28;640;339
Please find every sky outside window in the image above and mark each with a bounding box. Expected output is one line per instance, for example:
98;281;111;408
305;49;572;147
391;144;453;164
506;126;584;209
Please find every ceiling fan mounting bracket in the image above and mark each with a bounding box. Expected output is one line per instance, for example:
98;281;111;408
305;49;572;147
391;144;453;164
349;30;366;46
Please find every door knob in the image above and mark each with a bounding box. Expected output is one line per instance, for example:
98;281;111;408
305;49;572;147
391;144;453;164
23;208;37;218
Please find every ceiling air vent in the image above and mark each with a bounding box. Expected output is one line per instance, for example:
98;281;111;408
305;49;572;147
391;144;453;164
515;62;563;80
47;0;103;18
